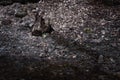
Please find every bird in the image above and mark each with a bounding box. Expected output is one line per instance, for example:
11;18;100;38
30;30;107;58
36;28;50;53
31;12;54;36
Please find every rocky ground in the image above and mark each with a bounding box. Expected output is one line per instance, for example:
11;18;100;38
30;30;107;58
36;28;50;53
0;0;120;80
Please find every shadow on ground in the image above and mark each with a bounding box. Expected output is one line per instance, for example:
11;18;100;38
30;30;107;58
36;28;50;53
0;55;119;80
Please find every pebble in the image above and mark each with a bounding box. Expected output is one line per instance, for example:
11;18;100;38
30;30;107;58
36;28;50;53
109;57;115;63
101;30;105;34
84;28;93;33
72;55;77;58
15;9;27;18
20;16;34;28
91;38;102;43
98;55;104;63
7;10;15;15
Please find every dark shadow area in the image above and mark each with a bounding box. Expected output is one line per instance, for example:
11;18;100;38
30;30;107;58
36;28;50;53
0;0;40;6
90;0;120;6
0;30;119;80
50;31;99;59
0;55;119;80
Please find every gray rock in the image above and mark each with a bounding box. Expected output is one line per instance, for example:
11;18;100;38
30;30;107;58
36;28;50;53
15;9;27;18
20;16;34;28
98;55;104;63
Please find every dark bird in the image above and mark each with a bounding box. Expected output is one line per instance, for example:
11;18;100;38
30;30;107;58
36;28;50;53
32;12;54;36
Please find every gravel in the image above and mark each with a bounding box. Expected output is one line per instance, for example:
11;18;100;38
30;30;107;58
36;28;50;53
0;0;120;80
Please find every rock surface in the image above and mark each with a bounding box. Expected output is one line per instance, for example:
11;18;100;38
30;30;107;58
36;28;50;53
0;0;120;80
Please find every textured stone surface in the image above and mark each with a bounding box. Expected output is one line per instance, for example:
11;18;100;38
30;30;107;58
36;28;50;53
0;0;120;80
